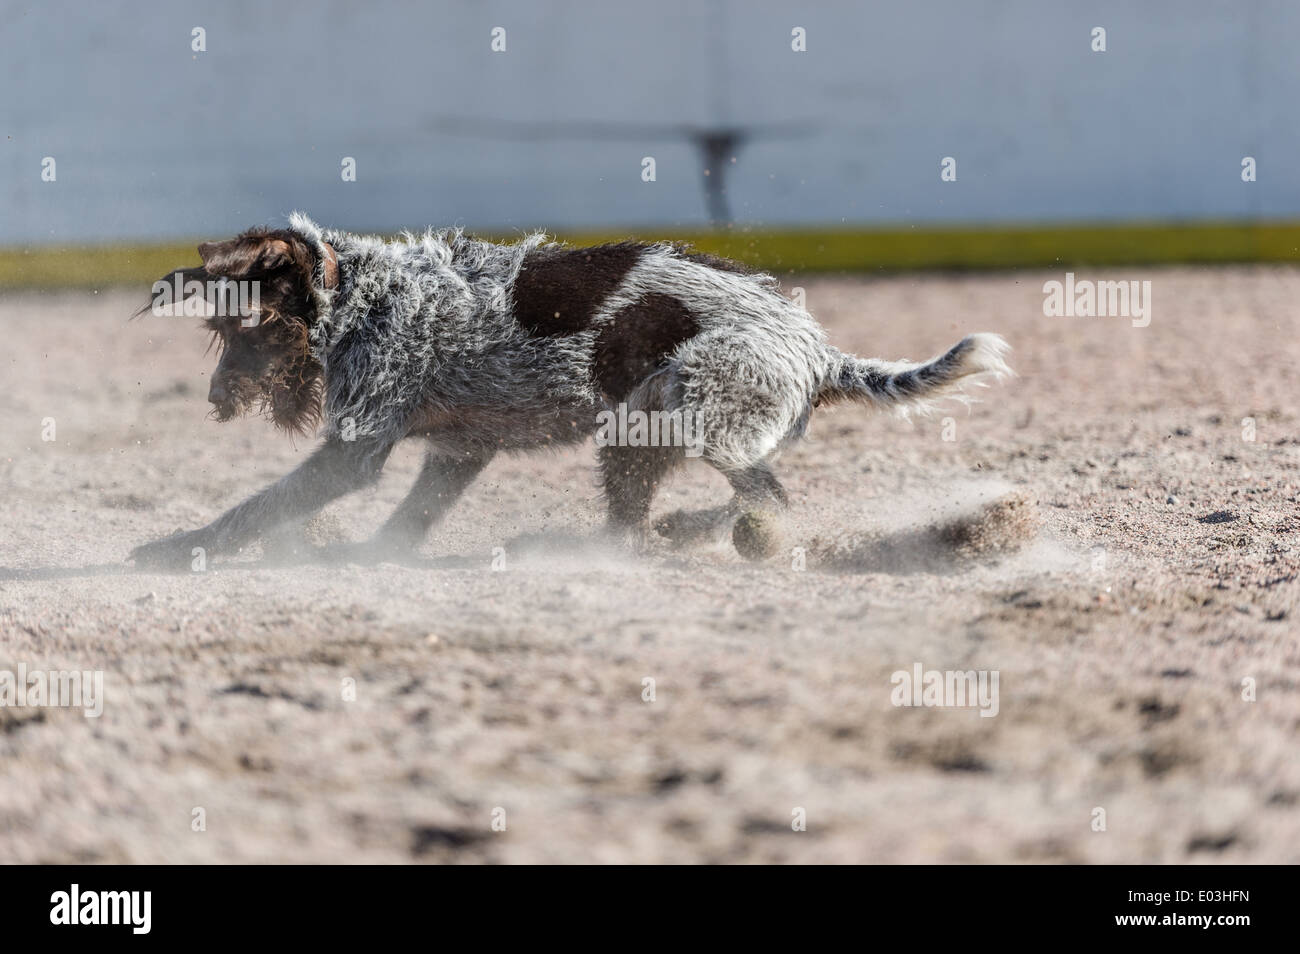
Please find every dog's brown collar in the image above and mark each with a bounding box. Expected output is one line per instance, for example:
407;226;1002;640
321;242;339;291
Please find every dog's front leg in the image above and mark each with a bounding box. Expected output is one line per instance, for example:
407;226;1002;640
369;449;494;554
130;438;392;570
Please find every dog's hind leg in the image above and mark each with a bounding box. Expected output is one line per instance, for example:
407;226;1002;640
722;460;790;561
600;443;681;548
598;367;687;548
651;354;797;558
655;459;790;560
371;449;493;552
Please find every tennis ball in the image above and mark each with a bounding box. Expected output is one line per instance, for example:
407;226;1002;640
732;510;782;561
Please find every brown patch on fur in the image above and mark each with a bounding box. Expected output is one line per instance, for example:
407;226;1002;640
594;293;700;400
513;243;644;336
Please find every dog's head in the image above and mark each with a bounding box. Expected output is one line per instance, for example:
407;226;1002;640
149;227;331;433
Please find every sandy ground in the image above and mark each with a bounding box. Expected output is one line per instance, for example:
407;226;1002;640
1;267;1298;864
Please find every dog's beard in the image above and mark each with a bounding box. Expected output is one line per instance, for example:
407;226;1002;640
205;369;263;423
207;321;323;433
264;357;324;435
207;373;321;433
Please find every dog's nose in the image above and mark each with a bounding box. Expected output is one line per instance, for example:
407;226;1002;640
208;381;230;405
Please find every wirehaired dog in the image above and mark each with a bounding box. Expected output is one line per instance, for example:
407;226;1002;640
130;213;1011;567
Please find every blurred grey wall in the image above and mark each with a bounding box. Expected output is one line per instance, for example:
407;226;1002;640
0;0;1294;243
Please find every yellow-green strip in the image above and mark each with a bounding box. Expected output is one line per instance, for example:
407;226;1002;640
3;221;1299;289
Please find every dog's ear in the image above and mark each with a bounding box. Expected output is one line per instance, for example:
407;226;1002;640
132;264;211;318
198;236;293;277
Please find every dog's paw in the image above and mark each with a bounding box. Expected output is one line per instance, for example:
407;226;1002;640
654;506;733;547
129;528;213;571
602;522;657;555
333;537;409;565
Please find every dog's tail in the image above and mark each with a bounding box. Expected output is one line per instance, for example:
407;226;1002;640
816;333;1012;413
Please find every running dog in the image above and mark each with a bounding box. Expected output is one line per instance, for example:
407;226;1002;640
129;213;1011;567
